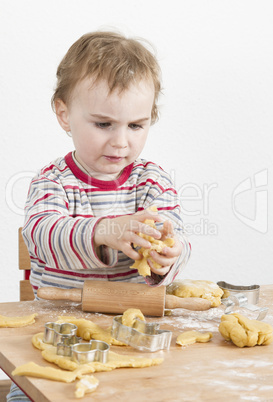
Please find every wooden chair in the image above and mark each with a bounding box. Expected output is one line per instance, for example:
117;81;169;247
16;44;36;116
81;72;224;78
0;379;13;400
0;229;35;399
19;227;34;301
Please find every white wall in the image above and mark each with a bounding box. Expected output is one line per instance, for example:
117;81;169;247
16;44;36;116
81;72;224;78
1;0;273;300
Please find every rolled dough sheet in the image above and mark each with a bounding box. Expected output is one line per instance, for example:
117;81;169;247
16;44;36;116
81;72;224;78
0;313;37;327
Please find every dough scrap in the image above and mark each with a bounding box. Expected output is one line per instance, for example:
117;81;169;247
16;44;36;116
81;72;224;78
28;332;163;376
130;206;175;277
167;280;223;307
56;316;124;346
221;288;230;299
219;313;273;347
121;308;145;327
12;362;97;383
32;332;48;350
176;331;213;346
75;375;99;398
42;348;79;371
43;348;163;372
32;332;79;370
0;313;37;327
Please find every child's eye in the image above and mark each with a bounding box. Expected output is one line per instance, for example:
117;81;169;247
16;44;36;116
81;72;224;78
129;123;143;130
95;122;111;129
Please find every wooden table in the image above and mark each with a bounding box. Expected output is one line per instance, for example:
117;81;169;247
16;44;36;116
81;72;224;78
0;285;272;401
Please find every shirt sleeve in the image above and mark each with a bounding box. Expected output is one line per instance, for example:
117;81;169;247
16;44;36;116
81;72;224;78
23;174;118;271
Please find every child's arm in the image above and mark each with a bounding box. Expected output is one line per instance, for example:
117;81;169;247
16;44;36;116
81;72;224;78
23;171;166;273
23;174;118;270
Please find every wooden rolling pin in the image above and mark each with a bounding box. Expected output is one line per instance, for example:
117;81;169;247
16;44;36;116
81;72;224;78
37;281;211;316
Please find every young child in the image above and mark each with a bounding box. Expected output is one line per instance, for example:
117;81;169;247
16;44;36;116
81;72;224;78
21;31;190;297
7;30;191;402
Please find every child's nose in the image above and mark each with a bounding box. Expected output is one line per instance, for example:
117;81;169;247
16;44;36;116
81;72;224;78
111;128;128;148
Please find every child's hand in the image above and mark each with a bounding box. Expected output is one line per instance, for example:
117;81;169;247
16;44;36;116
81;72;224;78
93;210;163;260
147;220;183;276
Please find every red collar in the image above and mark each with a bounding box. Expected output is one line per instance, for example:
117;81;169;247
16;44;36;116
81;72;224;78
64;152;134;190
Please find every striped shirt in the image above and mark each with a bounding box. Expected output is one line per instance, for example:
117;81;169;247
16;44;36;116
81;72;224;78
23;152;190;298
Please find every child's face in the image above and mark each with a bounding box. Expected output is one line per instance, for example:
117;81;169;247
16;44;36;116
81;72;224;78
56;77;155;178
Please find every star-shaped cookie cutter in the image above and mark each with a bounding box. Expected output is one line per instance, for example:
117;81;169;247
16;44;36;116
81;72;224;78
111;316;172;352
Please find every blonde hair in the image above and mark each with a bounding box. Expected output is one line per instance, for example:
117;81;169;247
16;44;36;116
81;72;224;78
51;31;161;124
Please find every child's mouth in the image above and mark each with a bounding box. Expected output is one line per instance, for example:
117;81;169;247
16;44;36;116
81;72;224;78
104;156;124;162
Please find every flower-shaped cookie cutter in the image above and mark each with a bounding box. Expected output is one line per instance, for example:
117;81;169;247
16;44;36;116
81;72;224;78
221;293;268;321
43;322;81;346
111;316;172;352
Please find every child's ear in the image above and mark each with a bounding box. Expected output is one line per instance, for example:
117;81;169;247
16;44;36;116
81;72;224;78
54;99;70;132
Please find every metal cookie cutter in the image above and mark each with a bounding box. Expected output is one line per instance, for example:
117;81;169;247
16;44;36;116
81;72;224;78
57;339;109;364
43;322;80;346
43;322;109;363
217;282;268;320
70;340;109;364
111;316;172;352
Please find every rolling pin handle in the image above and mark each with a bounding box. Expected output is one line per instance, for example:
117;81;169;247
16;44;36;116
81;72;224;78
165;295;211;311
37;287;82;302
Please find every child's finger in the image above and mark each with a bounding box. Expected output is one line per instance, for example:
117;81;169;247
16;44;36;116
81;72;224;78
122;243;142;260
161;236;183;257
147;259;170;276
135;209;163;223
128;233;151;249
136;222;161;239
149;250;176;267
161;220;174;240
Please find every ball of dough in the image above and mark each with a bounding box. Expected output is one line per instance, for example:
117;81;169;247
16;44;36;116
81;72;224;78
167;280;223;307
219;313;273;347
